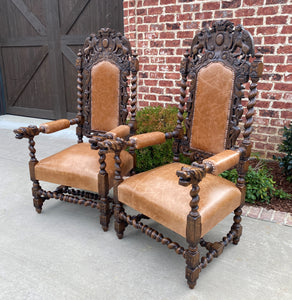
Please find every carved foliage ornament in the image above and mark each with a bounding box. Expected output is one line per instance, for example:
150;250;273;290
79;28;132;137
182;20;255;160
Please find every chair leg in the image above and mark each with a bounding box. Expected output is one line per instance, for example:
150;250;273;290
114;202;127;239
231;206;243;245
99;197;110;232
32;180;43;214
185;245;201;289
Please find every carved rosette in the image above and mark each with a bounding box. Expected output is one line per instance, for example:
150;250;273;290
79;28;132;137
183;20;256;159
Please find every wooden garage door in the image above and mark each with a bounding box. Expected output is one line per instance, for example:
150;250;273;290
0;0;124;119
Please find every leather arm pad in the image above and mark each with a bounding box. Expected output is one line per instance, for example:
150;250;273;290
203;150;240;175
107;125;130;138
39;119;71;134
129;132;166;149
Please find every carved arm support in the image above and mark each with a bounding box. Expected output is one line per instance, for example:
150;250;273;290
177;163;206;245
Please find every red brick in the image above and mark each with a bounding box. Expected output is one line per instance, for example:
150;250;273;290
257;126;277;134
144;48;158;56
159;15;175;22
159;48;174;55
235;8;255;17
150;72;164;79
268;135;282;143
261;92;282;100
264;56;285;64
138;101;150;107
144;65;157;71
149;102;163;107
159;80;174;87
284;74;292;81
165;73;181;80
144;15;158;23
288;56;292;64
283;93;292;101
183;21;200;30
256;100;271;108
139;86;150;93
277;46;292;54
158;95;173;102
144;94;157;101
137;8;146;15
183;3;200;13
243;17;264;26
195;12;213;19
281;25;292;34
202;2;220;10
214;10;233;19
150;40;164;47
281;111;292;119
160;0;176;4
165;5;181;13
177;31;194;39
243;0;264;5
257;26;278;35
247;206;261;218
165;40;180;47
150;24;164;31
257;6;279;15
159;65;174;72
259;110;279;118
272;101;292;109
274;83;292;91
166;57;182;64
266;0;287;4
257;82;273;90
160;32;175;39
222;0;241;8
150;57;165;64
144;79;158;86
270;119;287;127
150;87;163;94
266;16;288;25
148;7;163;15
166;23;181;30
282;5;292;14
143;0;159;6
272;211;287;224
137;24;148;32
264;36;286;44
177;13;193;21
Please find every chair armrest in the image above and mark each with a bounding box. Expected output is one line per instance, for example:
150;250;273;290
39;119;71;134
202;149;241;175
106;125;130;138
129;132;166;149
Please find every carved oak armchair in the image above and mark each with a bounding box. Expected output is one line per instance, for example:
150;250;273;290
14;28;139;231
97;21;263;288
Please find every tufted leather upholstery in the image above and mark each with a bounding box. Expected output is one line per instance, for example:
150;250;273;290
91;61;120;132
35;143;133;192
118;163;241;238
190;62;234;154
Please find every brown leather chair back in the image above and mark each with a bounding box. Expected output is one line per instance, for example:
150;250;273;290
75;28;137;139
176;20;261;162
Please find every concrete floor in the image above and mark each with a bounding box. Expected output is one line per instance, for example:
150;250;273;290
0;114;291;300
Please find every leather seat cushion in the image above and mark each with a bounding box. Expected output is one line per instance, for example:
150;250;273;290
35;143;133;192
118;163;241;238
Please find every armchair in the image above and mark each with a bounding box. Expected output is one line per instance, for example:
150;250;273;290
98;21;263;288
14;28;139;231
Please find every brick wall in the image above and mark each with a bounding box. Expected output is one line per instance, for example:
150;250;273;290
123;0;292;158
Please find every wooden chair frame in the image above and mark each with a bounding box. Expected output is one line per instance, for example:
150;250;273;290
92;21;263;288
14;28;139;231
